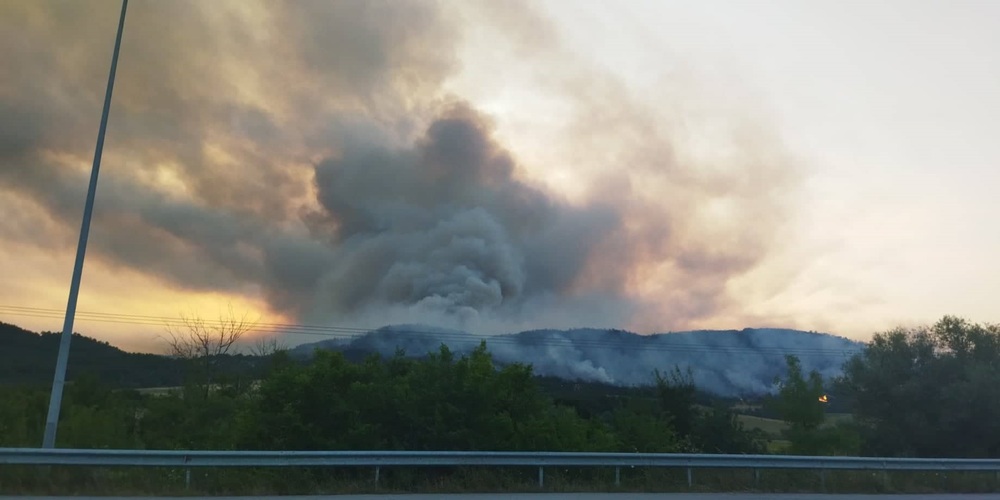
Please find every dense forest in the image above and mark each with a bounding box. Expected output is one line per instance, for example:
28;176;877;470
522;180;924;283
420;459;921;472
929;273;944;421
1;316;999;460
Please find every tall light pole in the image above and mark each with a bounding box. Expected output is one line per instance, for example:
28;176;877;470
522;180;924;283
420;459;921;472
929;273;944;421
42;0;129;449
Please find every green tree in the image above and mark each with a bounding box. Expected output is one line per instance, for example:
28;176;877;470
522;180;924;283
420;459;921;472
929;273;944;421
692;404;767;454
610;398;681;453
245;342;607;452
57;374;143;449
771;355;859;455
608;367;765;454
838;316;1000;457
654;367;697;438
773;355;826;432
0;386;47;447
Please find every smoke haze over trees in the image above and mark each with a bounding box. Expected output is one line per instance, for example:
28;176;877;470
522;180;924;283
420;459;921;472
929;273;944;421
292;326;863;396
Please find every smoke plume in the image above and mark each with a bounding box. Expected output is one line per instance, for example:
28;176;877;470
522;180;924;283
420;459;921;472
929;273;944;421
0;0;798;335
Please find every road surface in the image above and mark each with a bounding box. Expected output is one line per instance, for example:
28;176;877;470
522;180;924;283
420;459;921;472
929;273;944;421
8;494;1000;499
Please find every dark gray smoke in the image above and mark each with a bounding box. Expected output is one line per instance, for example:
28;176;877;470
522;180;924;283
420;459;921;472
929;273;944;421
290;106;621;326
0;0;800;338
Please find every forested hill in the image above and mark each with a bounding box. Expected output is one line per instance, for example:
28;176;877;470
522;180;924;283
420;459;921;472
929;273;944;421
0;322;186;388
2;320;863;398
293;326;865;397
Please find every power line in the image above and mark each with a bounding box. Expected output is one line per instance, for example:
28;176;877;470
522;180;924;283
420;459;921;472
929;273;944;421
0;304;860;356
0;304;863;358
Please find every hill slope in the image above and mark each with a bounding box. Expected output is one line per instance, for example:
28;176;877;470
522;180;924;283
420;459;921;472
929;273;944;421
293;325;865;396
2;321;865;397
0;322;185;388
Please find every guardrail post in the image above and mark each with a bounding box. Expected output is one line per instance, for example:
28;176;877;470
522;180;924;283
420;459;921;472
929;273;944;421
13;448;1000;493
819;469;826;492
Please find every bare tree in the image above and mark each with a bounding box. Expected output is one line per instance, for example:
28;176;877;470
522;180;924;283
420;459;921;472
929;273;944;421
162;304;258;396
250;335;287;358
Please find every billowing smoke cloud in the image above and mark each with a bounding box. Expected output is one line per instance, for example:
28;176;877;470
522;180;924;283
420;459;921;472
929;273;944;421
285;106;622;326
0;0;799;336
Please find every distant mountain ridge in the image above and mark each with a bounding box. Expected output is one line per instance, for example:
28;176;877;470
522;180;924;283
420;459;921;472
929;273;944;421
0;321;186;388
0;322;261;388
2;320;865;397
292;325;865;397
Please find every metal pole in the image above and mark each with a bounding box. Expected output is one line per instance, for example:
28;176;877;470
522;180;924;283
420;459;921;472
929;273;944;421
41;0;128;449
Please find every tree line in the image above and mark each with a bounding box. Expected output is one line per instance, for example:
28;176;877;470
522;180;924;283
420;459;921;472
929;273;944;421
1;315;998;458
0;343;767;454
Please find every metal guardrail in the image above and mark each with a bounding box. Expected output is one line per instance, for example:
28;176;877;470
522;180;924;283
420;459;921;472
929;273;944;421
4;448;1000;488
4;448;1000;471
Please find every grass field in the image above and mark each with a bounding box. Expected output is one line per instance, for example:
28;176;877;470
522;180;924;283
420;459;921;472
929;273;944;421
133;386;180;396
736;413;854;437
735;414;788;436
734;412;854;454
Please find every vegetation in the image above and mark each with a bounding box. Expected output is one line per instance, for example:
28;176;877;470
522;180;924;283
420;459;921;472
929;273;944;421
0;322;184;389
837;316;1000;457
0;322;263;389
162;307;259;397
769;355;861;456
2;315;1000;494
0;340;761;454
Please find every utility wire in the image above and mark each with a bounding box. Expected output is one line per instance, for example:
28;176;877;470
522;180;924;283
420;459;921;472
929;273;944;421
0;304;863;358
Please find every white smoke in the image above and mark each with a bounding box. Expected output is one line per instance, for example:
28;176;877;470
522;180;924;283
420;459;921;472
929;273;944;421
293;326;864;397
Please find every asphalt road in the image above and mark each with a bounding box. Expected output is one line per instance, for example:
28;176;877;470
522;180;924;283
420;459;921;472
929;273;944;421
8;495;1000;499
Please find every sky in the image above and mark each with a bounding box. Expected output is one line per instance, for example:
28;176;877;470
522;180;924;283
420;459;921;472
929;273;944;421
1;0;998;353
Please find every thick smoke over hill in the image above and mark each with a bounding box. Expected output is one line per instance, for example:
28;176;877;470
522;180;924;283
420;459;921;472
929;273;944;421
0;1;798;335
294;106;621;325
293;326;864;397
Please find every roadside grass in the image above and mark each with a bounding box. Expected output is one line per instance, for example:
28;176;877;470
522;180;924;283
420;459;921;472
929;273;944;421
766;440;791;453
3;465;1000;495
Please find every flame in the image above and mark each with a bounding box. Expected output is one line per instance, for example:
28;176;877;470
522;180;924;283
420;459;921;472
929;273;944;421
818;395;829;403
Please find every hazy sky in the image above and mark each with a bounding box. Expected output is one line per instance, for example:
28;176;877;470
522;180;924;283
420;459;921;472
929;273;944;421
1;0;997;352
